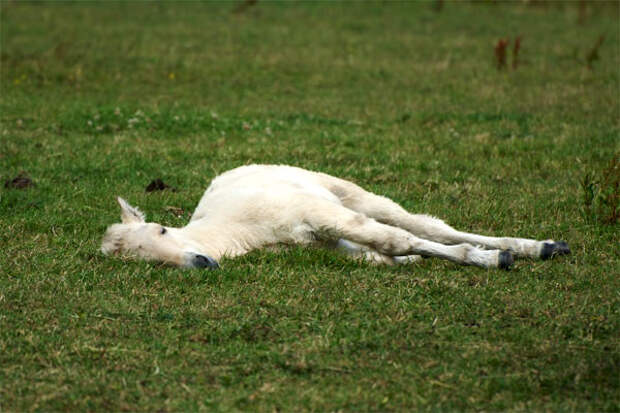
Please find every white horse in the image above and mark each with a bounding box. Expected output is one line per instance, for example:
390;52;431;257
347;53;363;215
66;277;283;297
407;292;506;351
101;164;570;269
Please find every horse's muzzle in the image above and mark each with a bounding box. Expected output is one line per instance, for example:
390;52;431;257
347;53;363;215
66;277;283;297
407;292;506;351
190;254;220;269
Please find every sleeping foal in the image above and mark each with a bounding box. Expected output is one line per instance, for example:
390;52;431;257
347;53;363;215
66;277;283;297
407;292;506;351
101;164;570;269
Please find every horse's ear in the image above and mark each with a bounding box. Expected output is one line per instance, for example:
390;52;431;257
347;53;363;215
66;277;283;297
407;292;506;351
117;197;146;224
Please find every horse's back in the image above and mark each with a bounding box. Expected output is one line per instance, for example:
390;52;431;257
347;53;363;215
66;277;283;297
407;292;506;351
190;165;342;222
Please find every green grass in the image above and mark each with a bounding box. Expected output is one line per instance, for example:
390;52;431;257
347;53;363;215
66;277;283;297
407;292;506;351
1;1;619;411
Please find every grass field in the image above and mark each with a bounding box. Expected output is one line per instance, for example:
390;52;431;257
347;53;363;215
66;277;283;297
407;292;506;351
1;1;619;411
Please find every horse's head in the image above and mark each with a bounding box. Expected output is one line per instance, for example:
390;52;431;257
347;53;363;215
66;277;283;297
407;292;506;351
101;197;219;269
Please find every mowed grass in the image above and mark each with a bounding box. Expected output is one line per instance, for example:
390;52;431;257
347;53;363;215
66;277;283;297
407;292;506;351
1;2;619;411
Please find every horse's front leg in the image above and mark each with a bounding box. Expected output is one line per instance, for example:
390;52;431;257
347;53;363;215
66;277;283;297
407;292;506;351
333;238;423;265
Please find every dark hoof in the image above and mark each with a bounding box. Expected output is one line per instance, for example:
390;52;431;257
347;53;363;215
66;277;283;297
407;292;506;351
540;241;571;260
498;250;514;270
192;254;220;269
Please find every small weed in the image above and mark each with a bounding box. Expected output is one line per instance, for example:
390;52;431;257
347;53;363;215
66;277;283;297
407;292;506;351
582;171;598;217
512;36;522;69
598;155;619;224
494;38;509;70
495;37;522;71
578;0;587;25
586;35;605;70
233;0;258;14
581;155;619;225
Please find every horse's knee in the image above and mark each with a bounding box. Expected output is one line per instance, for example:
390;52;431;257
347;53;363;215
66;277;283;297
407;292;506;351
374;233;415;256
348;212;369;226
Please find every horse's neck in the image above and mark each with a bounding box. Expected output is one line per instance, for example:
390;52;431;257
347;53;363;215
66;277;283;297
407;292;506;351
180;219;252;260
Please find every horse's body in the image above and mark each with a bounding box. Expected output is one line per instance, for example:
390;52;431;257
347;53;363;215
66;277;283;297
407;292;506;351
101;164;569;269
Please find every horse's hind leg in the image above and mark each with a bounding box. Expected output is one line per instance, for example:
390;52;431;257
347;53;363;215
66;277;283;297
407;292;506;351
304;199;513;269
374;205;569;259
323;177;569;260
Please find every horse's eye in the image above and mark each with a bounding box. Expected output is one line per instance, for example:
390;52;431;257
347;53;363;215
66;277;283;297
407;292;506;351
160;227;167;235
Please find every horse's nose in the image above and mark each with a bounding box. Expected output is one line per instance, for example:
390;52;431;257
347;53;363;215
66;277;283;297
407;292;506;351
192;254;219;269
